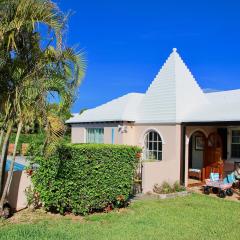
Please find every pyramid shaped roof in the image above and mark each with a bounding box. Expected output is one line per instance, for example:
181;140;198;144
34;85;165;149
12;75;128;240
67;49;240;124
136;48;208;123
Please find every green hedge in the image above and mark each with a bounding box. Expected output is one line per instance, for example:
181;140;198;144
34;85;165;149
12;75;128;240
31;143;141;215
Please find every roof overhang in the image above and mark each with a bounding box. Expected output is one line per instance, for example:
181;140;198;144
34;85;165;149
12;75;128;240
182;121;240;126
66;120;135;125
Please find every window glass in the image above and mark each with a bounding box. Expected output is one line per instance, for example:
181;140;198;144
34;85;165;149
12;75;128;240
144;131;162;161
231;130;240;158
86;128;104;143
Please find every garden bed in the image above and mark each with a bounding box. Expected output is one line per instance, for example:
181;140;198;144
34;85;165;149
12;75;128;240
150;190;190;199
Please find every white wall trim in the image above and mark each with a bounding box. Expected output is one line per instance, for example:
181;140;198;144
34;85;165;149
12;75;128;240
83;128;87;143
186;128;208;145
227;127;240;162
139;128;166;147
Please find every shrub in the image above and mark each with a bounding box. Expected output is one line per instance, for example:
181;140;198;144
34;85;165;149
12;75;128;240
24;186;41;210
10;133;45;153
173;181;186;192
31;143;141;215
153;181;185;194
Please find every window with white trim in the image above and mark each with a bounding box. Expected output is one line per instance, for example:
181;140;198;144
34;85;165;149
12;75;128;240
86;128;104;143
231;130;240;158
143;131;162;161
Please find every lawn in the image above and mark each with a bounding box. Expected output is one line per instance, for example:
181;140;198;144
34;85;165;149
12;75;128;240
0;194;239;240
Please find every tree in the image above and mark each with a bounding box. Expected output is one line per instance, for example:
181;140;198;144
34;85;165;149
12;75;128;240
79;108;88;115
0;0;86;216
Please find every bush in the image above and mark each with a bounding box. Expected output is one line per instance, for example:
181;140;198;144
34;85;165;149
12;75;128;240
173;181;186;192
31;143;141;215
153;181;185;194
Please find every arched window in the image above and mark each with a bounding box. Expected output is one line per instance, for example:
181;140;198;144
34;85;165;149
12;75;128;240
144;131;162;161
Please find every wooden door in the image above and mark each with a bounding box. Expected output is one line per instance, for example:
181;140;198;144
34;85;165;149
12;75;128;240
204;132;223;179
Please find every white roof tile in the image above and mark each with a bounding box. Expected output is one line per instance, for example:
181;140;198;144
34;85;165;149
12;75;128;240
185;90;240;122
136;48;208;123
66;93;144;123
206;89;240;104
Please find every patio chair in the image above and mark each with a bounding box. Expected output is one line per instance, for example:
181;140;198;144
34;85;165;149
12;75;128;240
203;172;233;198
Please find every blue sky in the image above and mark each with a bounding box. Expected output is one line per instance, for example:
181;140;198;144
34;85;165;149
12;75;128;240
57;0;240;113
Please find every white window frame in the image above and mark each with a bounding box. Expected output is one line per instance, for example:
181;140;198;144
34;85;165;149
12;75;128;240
230;128;240;159
143;130;162;161
85;128;104;143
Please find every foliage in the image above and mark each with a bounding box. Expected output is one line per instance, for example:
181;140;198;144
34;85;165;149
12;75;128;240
79;108;88;114
0;0;85;152
173;181;186;192
31;143;141;215
9;132;71;153
0;0;85;214
9;133;45;152
153;181;185;194
24;186;40;210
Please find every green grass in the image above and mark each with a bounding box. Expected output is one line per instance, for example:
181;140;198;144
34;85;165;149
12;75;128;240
1;194;240;240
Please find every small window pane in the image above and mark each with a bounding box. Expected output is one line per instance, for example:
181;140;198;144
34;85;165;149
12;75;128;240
232;144;240;158
158;142;162;151
153;142;158;151
232;136;240;144
232;130;240;143
232;130;240;137
158;152;162;161
149;141;153;150
153;151;158;160
154;132;158;141
149;132;153;141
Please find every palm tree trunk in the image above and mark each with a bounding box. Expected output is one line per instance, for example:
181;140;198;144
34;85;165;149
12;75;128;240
0;129;4;149
0;139;9;197
0;121;22;213
0;123;12;195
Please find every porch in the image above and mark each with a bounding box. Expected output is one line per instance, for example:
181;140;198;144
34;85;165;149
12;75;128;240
180;121;240;187
187;161;236;186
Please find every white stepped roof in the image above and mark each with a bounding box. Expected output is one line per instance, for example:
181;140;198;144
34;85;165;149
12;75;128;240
136;48;208;123
66;93;144;123
67;49;240;124
184;101;240;122
206;89;240;104
185;90;240;122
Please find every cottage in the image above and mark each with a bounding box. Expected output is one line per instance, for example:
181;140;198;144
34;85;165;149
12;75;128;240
66;48;240;192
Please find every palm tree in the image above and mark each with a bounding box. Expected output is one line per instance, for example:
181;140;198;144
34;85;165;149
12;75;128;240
0;0;85;215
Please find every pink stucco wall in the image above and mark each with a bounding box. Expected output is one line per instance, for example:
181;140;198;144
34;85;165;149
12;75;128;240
134;124;181;192
71;123;182;193
4;170;31;211
71;123;124;144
